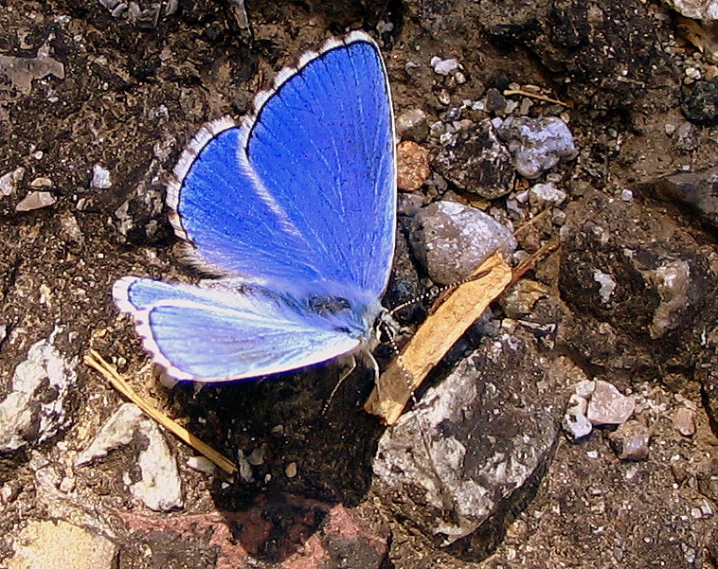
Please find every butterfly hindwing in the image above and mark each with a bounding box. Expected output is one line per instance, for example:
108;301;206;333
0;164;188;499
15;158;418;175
114;277;361;381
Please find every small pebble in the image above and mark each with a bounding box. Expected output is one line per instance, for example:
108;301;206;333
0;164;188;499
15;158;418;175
673;407;696;437
397;140;431;192
528;182;567;211
285;462;298;478
59;476;75;493
431;56;459;76
563;393;593;441
237;450;254;483
608;420;650;461
186;456;217;475
247;446;265;466
437;89;451;106
91;164;112;189
586;380;635;426
0;166;25;197
395;108;429;142
29;176;53;188
15;191;56;212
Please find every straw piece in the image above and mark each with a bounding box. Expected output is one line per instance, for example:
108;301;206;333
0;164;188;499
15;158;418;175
503;89;570;108
364;252;512;425
84;350;237;476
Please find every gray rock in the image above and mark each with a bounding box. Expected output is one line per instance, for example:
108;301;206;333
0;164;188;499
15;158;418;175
75;403;145;466
395;108;429;142
639;166;718;231
586;380;635;426
0;47;65;97
78;403;183;512
497;116;577;179
409;200;517;285
373;330;568;549
0;334;77;453
432;120;515;199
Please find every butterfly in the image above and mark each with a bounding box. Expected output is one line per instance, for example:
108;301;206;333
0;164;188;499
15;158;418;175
113;31;397;382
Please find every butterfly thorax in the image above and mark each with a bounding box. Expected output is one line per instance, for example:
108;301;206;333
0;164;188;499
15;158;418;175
300;291;383;342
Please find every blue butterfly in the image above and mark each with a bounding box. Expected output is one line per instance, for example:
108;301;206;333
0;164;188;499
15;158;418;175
113;31;397;382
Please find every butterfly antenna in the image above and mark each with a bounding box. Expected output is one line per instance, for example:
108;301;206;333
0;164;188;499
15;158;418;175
387;269;491;319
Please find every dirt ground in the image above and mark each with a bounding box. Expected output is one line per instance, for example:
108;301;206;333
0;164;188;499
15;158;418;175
1;0;718;568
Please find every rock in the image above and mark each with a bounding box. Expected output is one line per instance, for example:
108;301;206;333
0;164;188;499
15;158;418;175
563;393;592;441
638;166;718;231
0;334;77;453
663;0;718;20
607;420;650;461
15;191;56;212
186;455;216;475
528;182;568;211
674;121;700;152
432;120;515;199
373;330;567;549
57;213;85;249
431;56;460;75
396;141;430;191
395;108;429;142
499;279;551;319
673;407;696;437
474;0;663;111
7;520;117;569
90;164;112;189
408;200;517;285
0;167;25;197
586;380;635;426
484;88;506;114
497;116;577;179
681;78;718;126
77;403;183;512
76;403;146;466
559;191;717;371
0;46;65;97
29;177;52;188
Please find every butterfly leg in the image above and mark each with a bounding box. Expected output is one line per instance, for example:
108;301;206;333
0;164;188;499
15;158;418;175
322;355;357;415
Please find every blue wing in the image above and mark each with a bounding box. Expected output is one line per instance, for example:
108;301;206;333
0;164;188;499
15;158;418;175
166;31;396;301
113;277;362;381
